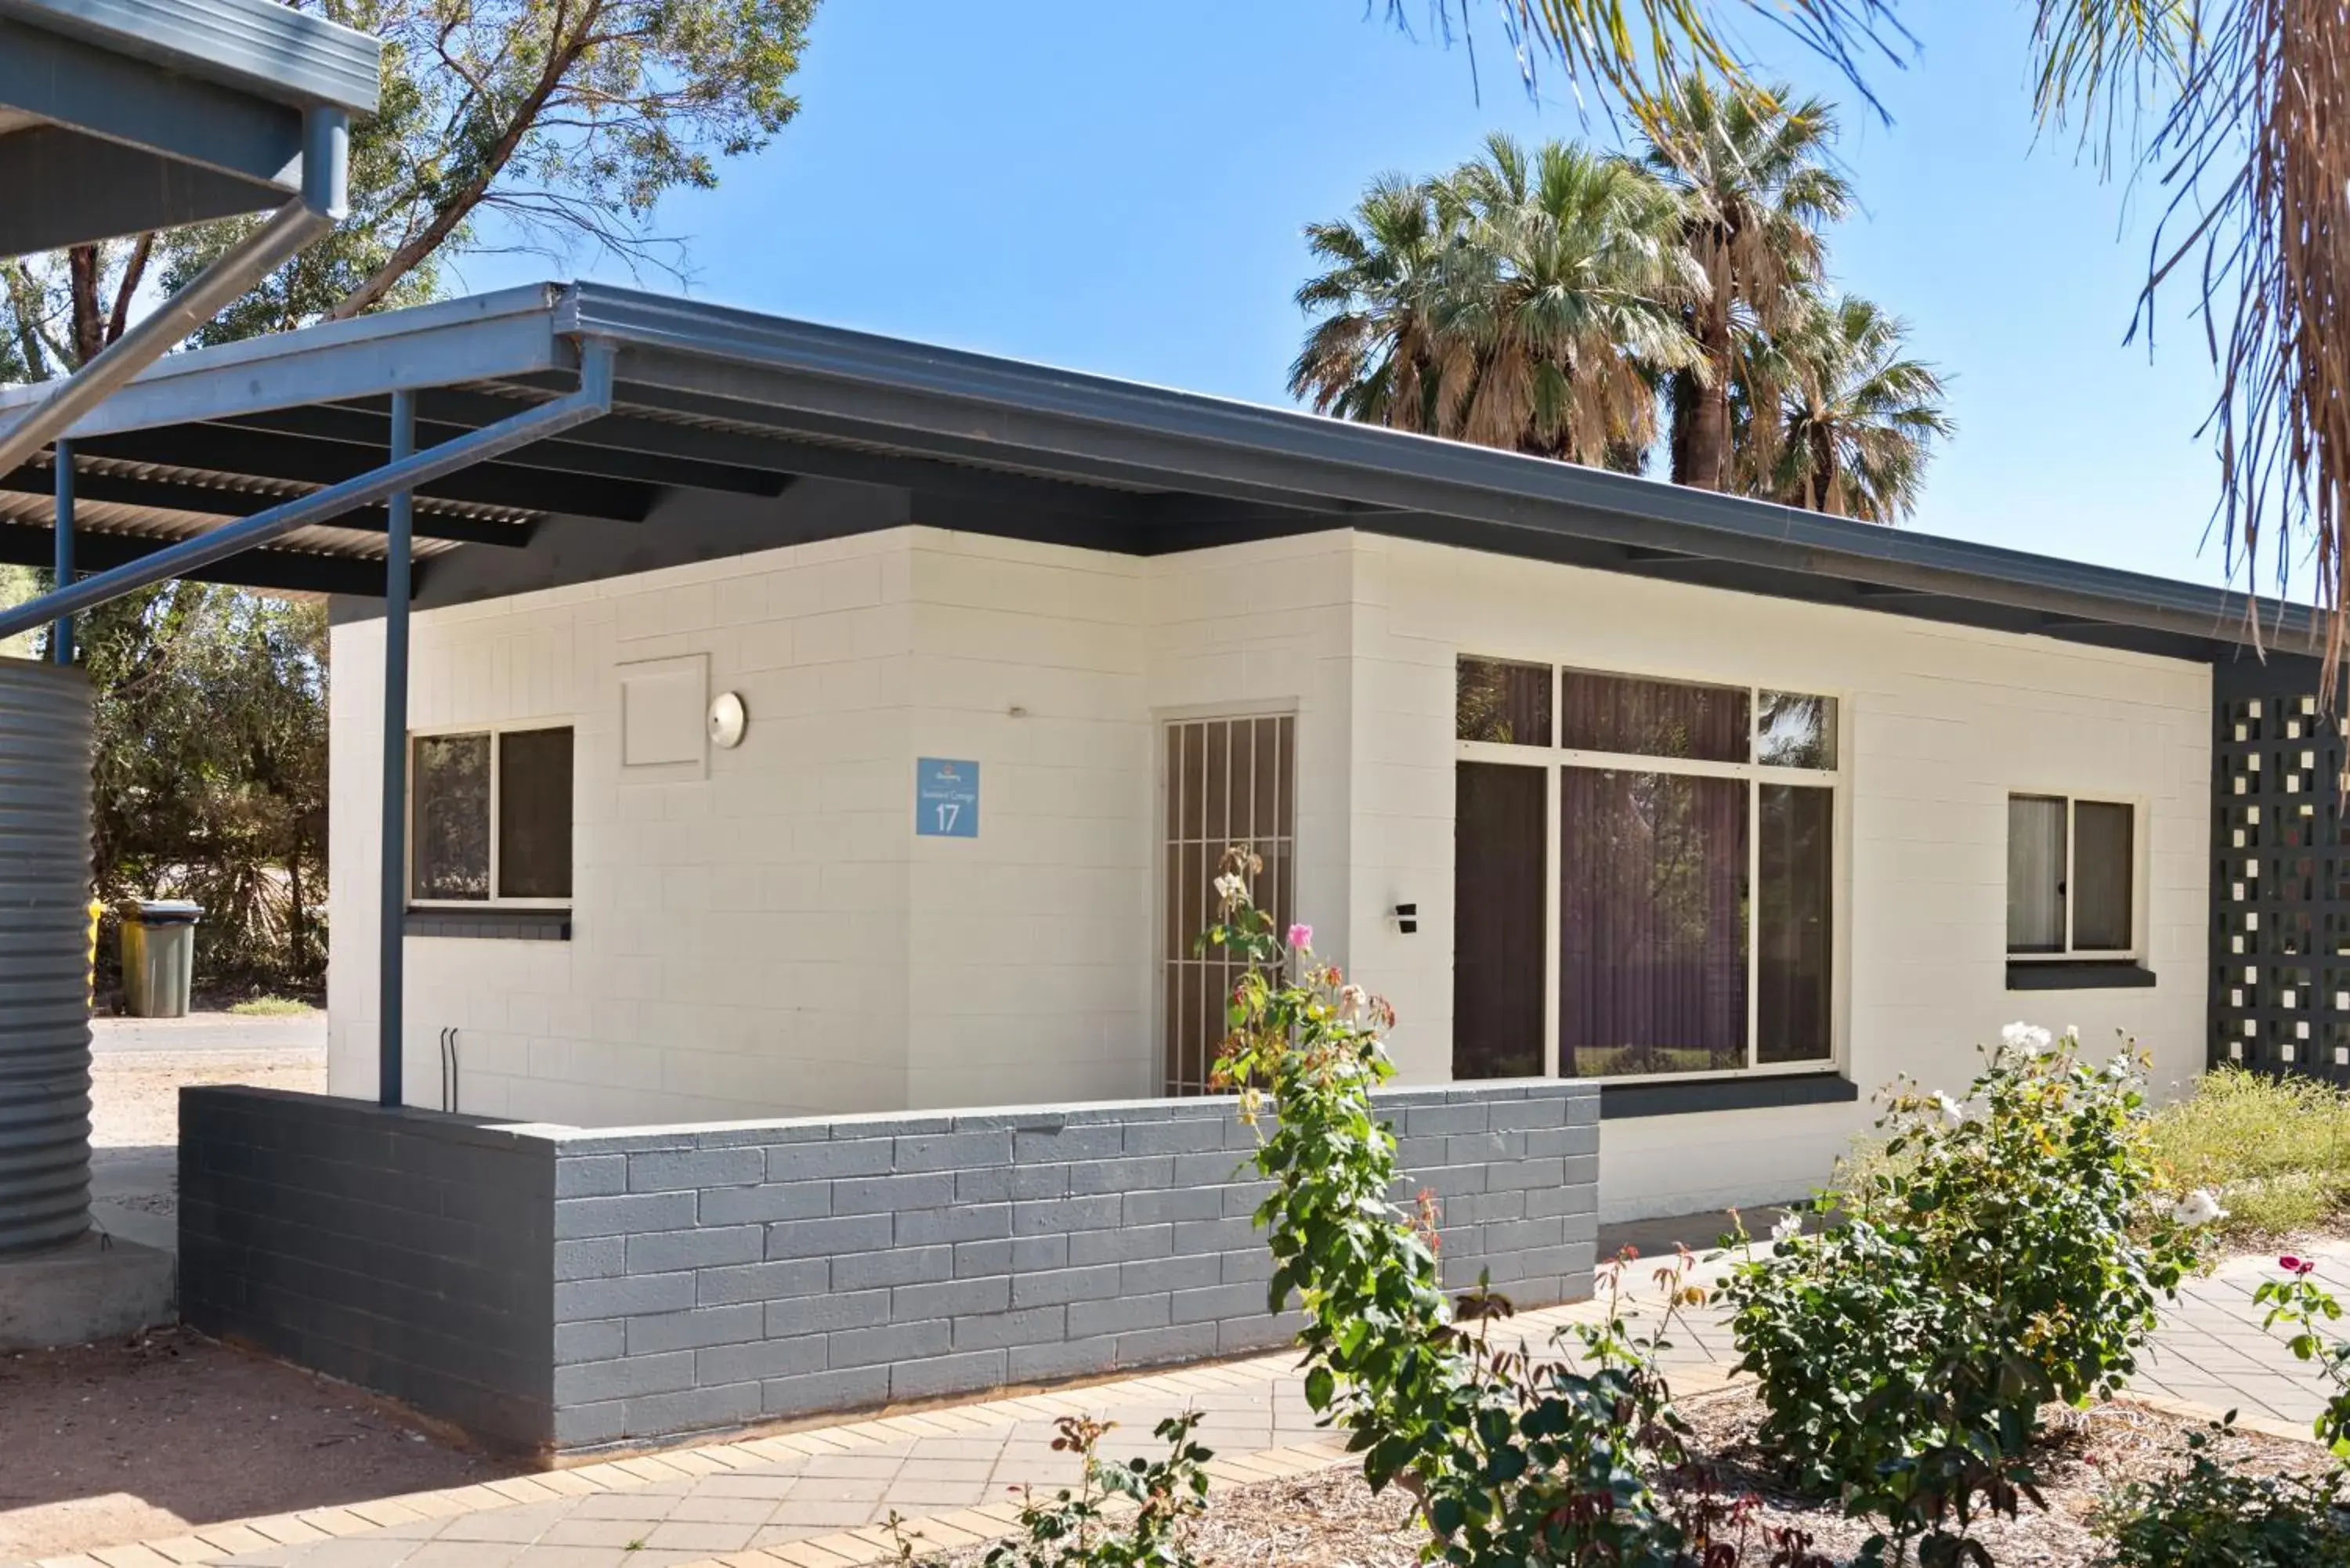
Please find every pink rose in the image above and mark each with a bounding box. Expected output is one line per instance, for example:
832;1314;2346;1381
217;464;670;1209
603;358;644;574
1286;923;1313;951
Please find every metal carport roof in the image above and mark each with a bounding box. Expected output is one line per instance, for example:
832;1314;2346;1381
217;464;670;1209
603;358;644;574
0;278;2305;665
0;0;378;255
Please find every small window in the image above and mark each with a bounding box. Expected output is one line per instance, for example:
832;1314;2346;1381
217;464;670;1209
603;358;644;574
2007;793;2133;956
1756;692;1838;769
410;726;573;904
1456;658;1552;746
1560;670;1748;762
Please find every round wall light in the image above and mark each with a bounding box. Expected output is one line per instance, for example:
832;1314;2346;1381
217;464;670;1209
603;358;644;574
707;690;748;749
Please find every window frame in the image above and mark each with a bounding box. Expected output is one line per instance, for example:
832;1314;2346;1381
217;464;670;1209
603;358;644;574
2004;790;2142;962
1454;657;1846;1087
406;721;576;910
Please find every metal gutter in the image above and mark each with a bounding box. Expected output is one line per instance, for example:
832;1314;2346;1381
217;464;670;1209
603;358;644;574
0;285;569;441
0;0;381;114
0;341;619;642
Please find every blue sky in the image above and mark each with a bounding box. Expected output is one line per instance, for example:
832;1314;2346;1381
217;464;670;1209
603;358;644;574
464;3;2250;591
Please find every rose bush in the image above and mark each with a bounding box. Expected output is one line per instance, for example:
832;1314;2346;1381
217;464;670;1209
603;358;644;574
1721;1027;2209;1564
1202;846;1830;1567
982;1411;1213;1568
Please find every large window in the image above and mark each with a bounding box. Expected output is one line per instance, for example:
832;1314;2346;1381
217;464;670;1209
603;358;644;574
410;725;574;904
1162;715;1294;1095
1454;660;1838;1082
2007;793;2135;957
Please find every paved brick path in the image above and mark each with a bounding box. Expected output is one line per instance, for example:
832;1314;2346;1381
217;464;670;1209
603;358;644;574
19;1244;2340;1568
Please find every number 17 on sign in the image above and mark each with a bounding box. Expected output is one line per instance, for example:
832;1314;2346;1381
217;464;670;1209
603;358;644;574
916;757;979;839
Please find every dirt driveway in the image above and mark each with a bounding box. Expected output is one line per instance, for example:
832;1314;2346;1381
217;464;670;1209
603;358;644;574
0;1014;526;1564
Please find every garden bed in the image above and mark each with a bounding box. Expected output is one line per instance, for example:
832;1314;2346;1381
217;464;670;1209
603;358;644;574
1151;1388;2316;1568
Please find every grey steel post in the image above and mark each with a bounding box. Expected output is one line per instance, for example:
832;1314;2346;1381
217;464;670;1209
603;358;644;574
49;441;70;665
378;389;414;1107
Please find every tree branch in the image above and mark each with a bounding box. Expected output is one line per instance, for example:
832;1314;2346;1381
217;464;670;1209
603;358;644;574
327;4;606;321
106;232;155;347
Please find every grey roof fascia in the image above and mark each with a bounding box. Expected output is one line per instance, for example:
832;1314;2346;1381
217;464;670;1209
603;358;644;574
0;15;305;189
0;285;569;441
0;121;288;254
0;0;380;114
556;281;2299;652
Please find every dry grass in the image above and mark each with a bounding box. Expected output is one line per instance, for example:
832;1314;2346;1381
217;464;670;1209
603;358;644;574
2148;1067;2350;1241
223;995;316;1017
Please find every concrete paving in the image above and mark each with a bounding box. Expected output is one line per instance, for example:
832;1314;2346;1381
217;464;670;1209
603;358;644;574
15;1241;2334;1568
90;1013;326;1056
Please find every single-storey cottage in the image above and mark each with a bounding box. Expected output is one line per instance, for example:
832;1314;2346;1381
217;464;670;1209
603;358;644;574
2;280;2266;1219
4;279;2326;1445
8;281;2313;1227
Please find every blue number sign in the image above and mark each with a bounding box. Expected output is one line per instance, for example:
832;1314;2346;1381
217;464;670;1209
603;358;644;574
916;757;979;838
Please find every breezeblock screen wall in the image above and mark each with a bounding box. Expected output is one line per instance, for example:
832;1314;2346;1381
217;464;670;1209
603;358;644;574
2213;652;2350;1085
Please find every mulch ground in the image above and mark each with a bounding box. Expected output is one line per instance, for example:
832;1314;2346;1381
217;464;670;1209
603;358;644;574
943;1386;2325;1568
0;1327;518;1563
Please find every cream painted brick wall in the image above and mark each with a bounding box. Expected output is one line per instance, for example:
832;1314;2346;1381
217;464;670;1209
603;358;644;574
330;532;920;1125
327;523;2211;1222
902;533;1153;1107
1349;533;2211;1219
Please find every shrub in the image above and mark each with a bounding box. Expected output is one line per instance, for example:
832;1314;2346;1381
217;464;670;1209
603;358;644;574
2095;1421;2350;1567
1203;847;1819;1567
982;1412;1213;1568
1720;1026;2207;1563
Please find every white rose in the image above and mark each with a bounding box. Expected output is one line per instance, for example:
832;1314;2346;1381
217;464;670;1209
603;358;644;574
1770;1212;1802;1246
1999;1021;2054;1057
2171;1189;2229;1228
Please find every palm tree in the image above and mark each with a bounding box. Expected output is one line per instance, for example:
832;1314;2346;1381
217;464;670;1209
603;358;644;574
1292;136;1701;470
1637;76;1851;493
1429;135;1703;466
1387;0;2350;673
1290;175;1452;434
1753;294;1953;522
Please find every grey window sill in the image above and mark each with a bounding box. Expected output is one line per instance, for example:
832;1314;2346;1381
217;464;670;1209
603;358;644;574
404;908;571;941
2006;960;2155;991
1600;1071;1857;1120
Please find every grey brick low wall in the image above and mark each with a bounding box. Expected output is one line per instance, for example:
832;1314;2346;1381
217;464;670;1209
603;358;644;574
181;1080;1597;1457
178;1089;555;1450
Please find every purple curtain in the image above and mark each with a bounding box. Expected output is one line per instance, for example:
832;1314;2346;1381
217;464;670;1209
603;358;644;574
1560;768;1747;1076
1561;672;1748;762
